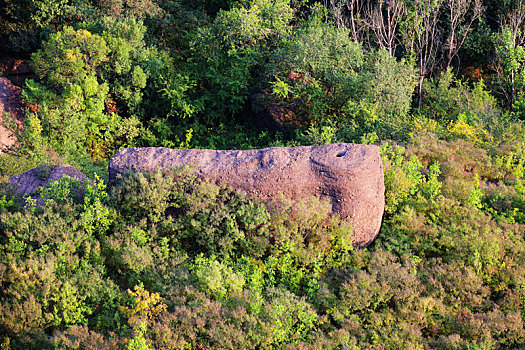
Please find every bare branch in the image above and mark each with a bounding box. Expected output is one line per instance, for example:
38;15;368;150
367;0;406;56
445;0;484;67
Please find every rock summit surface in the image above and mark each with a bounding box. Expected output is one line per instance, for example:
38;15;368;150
109;144;385;247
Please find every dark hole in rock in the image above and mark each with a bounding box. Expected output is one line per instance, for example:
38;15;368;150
336;152;346;157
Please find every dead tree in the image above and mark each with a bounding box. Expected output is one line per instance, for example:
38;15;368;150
503;0;525;46
367;0;406;57
445;0;483;68
327;0;367;43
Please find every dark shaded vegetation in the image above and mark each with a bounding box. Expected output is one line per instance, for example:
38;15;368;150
1;0;525;348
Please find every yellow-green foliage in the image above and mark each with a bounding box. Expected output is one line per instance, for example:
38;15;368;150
121;286;167;324
447;114;494;147
3;0;525;348
192;256;245;300
1;152;525;349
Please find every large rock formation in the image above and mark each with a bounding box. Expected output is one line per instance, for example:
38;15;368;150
109;144;385;247
0;77;24;151
9;164;88;205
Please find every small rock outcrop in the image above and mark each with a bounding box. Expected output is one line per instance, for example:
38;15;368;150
0;58;35;86
0;77;24;151
109;144;385;247
8;164;88;204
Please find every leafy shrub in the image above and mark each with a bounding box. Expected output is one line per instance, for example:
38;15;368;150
267;21;417;141
121;285;167;327
192;255;245;300
260;287;320;345
421;69;501;128
20;18;172;162
188;0;293;120
109;170;188;224
53;326;122;350
109;169;271;259
0;206;119;337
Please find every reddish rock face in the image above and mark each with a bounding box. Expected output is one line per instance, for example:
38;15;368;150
109;144;385;247
0;58;35;86
0;77;24;151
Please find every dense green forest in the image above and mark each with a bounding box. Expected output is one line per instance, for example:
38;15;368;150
1;0;525;348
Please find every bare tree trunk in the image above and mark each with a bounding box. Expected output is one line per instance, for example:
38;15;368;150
418;56;425;108
445;0;483;68
400;0;443;106
367;0;406;57
447;30;455;68
494;0;525;108
347;0;360;41
328;0;366;42
387;7;392;56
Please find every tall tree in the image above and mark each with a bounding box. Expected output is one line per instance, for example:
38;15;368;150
492;27;525;109
329;0;367;42
367;0;406;57
445;0;483;67
401;0;443;106
502;0;525;45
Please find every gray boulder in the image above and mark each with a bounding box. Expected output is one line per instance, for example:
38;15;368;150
109;144;385;247
9;164;88;205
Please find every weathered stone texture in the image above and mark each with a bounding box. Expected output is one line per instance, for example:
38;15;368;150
8;165;88;204
109;144;385;247
0;77;24;151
